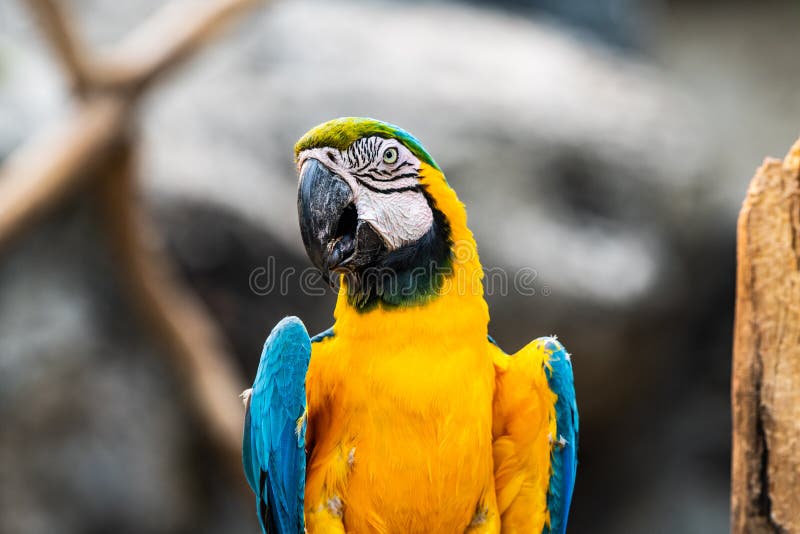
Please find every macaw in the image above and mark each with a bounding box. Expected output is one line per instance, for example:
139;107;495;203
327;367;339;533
242;118;578;534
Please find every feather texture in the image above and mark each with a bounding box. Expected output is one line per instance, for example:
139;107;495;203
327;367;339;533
490;336;579;533
541;338;579;534
243;317;311;534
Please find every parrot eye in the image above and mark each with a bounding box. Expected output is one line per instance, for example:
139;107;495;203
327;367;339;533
382;147;398;164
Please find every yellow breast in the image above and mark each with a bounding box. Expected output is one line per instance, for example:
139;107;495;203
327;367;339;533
307;291;494;532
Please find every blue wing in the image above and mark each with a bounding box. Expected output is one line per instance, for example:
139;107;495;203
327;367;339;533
540;337;579;534
243;316;311;534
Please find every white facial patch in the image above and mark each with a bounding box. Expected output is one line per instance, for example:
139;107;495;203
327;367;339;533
354;190;432;249
297;137;434;250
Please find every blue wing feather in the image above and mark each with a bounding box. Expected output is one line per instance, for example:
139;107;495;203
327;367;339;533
243;316;311;534
540;337;579;534
310;326;334;343
243;407;258;491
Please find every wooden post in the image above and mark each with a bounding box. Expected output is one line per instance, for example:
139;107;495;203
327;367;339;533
732;139;800;533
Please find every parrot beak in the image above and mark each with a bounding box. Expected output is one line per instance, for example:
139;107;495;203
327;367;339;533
297;159;386;282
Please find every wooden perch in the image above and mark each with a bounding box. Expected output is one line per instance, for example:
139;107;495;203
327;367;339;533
732;139;800;533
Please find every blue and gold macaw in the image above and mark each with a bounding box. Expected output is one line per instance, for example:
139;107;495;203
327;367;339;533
242;118;578;533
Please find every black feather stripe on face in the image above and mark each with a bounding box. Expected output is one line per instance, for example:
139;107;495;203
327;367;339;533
352;177;422;194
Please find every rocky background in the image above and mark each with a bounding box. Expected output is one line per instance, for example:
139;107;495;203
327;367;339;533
2;0;800;532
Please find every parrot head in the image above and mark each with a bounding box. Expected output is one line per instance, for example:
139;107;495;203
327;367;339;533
295;117;475;309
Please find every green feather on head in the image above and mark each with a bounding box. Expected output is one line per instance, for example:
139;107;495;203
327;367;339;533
294;117;440;171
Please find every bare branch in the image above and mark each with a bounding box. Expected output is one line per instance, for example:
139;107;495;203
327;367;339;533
93;140;249;491
0;97;128;251
3;0;260;493
24;0;93;94
95;0;262;92
1;0;260;251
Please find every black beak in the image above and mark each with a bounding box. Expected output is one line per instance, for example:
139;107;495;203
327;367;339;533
297;159;386;281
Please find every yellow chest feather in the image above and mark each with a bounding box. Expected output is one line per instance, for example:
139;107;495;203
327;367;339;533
306;291;494;532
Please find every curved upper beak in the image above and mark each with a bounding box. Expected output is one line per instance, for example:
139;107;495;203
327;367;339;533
297;159;385;281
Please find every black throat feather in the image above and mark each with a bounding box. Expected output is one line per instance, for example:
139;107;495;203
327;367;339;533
344;190;453;311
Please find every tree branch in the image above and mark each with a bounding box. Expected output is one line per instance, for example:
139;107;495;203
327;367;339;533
0;97;128;251
2;0;260;493
94;0;261;93
25;0;93;95
92;140;248;490
0;0;259;251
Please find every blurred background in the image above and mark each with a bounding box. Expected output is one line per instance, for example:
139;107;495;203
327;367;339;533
2;0;800;532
